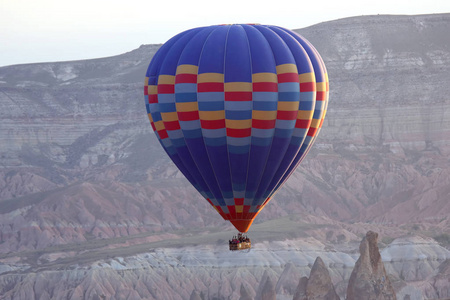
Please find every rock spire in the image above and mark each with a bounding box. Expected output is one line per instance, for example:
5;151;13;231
346;231;396;300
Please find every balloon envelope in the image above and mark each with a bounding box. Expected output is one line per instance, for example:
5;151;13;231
144;24;329;233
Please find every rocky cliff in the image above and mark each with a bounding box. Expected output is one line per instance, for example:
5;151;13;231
347;231;396;300
0;14;449;254
293;256;340;300
382;236;450;299
0;233;448;299
1;14;449;229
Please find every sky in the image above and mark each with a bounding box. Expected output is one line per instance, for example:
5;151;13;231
1;0;450;67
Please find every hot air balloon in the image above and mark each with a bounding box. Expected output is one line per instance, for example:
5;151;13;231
144;24;329;246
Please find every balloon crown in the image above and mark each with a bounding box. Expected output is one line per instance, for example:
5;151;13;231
143;24;329;233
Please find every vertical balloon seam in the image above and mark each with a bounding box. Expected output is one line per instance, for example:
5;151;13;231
190;25;233;216
306;36;329;131
264;31;312;197
267;29;329;198
250;25;283;210
287;87;328;185
174;26;226;210
243;24;272;223
259;26;304;208
238;24;279;222
156;38;196;188
263;26;316;201
263;26;308;197
222;25;238;215
241;24;272;220
255;24;294;211
145;35;205;195
251;25;299;210
239;24;256;221
247;25;281;214
197;26;229;209
224;24;253;225
199;25;235;217
265;27;319;205
195;25;234;217
291;33;329;166
224;25;242;215
160;28;222;206
164;29;204;188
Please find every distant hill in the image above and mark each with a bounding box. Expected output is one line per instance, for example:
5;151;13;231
0;13;449;252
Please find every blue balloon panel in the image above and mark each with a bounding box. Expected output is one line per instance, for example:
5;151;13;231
144;24;329;232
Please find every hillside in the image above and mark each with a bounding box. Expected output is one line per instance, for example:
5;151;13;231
0;13;450;299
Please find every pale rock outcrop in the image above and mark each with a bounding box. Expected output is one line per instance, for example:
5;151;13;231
293;277;309;300
256;270;277;300
1;14;450;256
190;290;202;300
430;259;450;299
261;277;276;300
347;231;396;300
293;257;340;300
381;236;450;282
276;262;303;296
240;283;253;300
397;284;431;300
307;257;340;300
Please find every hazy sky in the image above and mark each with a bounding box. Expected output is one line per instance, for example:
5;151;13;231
1;0;449;67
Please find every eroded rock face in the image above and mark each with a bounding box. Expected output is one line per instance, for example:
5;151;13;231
347;231;396;300
276;262;303;296
239;283;253;300
432;259;450;299
293;257;340;300
382;236;450;282
0;14;450;256
190;290;202;300
261;276;276;300
307;257;340;300
293;277;309;300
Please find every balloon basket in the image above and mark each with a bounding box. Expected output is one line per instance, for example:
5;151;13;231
229;232;251;251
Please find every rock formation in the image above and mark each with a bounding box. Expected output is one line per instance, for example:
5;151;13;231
190;290;202;300
261;276;276;300
293;257;340;300
293;277;309;300
432;259;450;299
307;257;341;300
347;231;396;300
255;270;277;300
381;235;450;282
276;262;303;296
1;13;450;255
239;283;253;300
